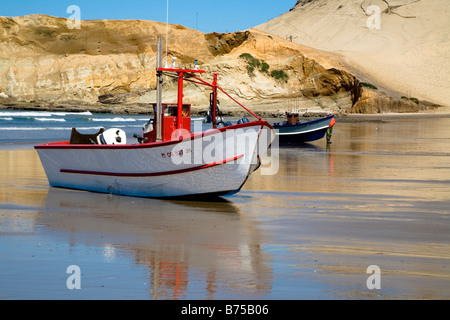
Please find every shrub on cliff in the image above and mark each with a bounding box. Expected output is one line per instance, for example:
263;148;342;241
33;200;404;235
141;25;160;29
360;82;378;90
239;53;289;82
270;70;289;83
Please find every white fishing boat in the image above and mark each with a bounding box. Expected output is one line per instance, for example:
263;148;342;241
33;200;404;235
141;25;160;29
35;37;275;198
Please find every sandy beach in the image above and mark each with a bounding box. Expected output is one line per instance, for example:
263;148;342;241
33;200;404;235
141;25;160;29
1;114;449;300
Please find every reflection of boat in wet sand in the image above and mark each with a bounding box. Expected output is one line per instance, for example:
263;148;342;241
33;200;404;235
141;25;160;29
35;36;275;198
37;188;272;299
273;112;336;144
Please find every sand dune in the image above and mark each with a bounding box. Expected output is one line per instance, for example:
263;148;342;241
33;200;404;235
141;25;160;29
257;0;450;108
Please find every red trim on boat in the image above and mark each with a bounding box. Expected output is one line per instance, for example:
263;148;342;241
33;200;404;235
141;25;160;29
60;154;244;177
34;121;274;150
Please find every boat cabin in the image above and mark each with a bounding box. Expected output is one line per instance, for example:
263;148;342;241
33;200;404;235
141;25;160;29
144;103;192;142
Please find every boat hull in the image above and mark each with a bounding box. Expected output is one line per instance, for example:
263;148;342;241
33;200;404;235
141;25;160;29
35;121;274;198
273;115;334;143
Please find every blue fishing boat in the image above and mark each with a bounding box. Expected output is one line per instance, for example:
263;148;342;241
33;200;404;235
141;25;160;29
273;112;336;144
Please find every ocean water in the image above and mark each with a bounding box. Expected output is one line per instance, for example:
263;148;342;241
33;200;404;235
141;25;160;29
0;110;156;147
1;111;450;300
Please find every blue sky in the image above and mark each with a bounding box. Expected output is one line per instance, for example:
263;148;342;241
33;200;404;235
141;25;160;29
1;0;295;33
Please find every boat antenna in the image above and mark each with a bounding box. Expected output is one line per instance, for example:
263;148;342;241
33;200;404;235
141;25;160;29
165;0;169;68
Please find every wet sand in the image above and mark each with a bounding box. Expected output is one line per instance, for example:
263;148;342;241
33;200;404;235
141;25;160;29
1;115;450;299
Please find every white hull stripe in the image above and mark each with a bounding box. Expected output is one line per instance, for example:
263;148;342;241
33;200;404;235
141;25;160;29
276;125;329;136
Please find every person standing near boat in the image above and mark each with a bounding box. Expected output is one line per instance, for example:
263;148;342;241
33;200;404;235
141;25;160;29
326;116;336;144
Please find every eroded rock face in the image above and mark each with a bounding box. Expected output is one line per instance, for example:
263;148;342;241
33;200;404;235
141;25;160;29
294;0;317;8
351;86;441;114
205;31;250;56
300;68;355;98
0;14;443;114
0;15;211;105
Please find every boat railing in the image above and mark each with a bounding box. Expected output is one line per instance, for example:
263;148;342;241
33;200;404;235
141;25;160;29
158;68;262;127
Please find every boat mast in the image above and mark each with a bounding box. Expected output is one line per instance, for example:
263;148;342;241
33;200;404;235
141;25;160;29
212;72;218;129
177;70;184;129
156;35;163;142
165;0;169;68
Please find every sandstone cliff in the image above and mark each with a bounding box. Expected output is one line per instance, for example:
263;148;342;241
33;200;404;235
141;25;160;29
0;14;443;115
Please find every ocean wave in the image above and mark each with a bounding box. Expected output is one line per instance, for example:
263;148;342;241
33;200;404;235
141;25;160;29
0;124;143;131
35;118;66;122
89;117;137;122
0;111;93;117
53;111;93;116
0;117;13;121
0;126;102;131
0;111;53;117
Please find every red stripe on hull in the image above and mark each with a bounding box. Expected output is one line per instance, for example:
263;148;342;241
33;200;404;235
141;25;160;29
60;154;244;177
